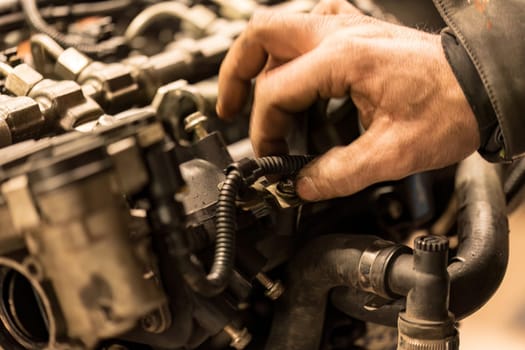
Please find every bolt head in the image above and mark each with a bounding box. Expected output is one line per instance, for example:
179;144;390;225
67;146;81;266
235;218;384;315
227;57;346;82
229;328;252;350
265;280;285;300
184;111;208;132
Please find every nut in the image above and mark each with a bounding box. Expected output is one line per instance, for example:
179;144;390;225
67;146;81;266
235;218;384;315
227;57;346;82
27;79;104;130
5;64;44;96
224;325;252;350
184;111;208;139
0;95;44;142
264;280;285;300
55;47;92;81
78;62;138;112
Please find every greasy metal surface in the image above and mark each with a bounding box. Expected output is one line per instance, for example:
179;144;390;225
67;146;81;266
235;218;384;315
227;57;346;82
0;1;513;350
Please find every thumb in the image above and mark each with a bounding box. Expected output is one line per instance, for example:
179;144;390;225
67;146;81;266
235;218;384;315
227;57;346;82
296;118;413;201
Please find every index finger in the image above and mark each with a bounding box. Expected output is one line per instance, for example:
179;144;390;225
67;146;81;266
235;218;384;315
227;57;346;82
216;11;345;119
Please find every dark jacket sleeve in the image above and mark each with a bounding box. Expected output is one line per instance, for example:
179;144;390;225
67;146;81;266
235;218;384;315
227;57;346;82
432;0;525;161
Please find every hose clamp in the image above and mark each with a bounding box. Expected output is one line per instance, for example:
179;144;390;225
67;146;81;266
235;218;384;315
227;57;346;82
358;239;411;299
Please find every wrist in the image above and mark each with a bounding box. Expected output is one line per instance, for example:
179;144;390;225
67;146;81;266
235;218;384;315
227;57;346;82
440;28;502;161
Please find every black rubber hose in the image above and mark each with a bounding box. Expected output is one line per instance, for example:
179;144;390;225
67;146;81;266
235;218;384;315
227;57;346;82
504;157;525;211
255;155;315;175
331;153;509;326
20;0;127;57
264;234;380;350
208;169;243;291
447;152;508;318
205;155;314;296
263;153;507;349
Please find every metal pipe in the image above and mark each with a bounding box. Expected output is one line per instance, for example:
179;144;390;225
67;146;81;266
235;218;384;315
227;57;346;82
125;2;206;41
0;62;14;77
30;33;64;61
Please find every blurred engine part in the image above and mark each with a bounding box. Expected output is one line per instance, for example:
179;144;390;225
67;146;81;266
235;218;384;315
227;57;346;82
0;1;511;350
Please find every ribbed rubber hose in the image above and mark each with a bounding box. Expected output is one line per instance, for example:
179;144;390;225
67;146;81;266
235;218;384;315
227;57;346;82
209;169;243;288
208;155;315;294
20;0;126;56
255;155;316;175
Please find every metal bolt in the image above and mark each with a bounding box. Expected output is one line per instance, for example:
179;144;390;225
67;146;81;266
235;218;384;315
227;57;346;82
276;178;297;199
224;324;252;350
184;111;208;140
256;272;284;300
141;310;167;334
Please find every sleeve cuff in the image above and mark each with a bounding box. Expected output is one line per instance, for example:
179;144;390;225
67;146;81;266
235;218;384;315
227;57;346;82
440;28;504;162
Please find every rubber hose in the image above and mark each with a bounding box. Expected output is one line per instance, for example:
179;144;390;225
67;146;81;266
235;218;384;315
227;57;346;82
256;154;315;175
206;155;314;296
208;169;242;290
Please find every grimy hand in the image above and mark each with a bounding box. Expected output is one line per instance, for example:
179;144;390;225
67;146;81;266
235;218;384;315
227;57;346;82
216;0;480;201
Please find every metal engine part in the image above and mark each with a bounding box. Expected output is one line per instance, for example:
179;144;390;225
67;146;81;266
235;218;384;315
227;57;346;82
0;1;512;350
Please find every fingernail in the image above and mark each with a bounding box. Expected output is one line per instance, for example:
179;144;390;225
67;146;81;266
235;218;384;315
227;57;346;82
296;176;321;201
215;102;223;117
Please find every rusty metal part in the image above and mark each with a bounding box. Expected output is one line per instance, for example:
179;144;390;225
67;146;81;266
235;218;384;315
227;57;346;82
3;63;104;131
0;95;45;146
52;47;139;113
1;148;165;348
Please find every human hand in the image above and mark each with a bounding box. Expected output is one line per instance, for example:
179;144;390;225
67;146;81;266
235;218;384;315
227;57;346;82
216;0;480;201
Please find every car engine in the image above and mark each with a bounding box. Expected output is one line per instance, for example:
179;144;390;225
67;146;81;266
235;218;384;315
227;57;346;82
0;1;516;349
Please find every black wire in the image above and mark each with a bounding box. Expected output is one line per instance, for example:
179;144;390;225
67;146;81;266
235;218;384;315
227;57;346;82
19;0;129;57
204;155;314;296
0;1;139;31
255;155;316;175
208;169;242;291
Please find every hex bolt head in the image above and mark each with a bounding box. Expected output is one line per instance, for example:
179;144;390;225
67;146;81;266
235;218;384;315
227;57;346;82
265;280;285;300
141;312;162;333
276;179;297;199
224;325;252;350
184;111;208;139
256;273;285;300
